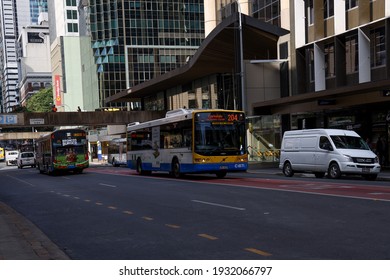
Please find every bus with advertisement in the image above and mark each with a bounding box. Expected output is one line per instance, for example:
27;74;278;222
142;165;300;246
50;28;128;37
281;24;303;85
126;109;248;178
35;128;89;174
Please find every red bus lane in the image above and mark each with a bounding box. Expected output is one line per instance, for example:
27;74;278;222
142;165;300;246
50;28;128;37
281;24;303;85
87;168;390;201
198;177;390;202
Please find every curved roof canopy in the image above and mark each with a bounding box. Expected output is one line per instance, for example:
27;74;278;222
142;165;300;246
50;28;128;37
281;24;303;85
106;13;289;103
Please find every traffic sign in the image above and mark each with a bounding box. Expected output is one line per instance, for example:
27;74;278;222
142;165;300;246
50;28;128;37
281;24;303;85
0;115;18;125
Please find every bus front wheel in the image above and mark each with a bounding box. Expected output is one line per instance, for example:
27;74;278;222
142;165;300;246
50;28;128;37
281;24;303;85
216;171;227;178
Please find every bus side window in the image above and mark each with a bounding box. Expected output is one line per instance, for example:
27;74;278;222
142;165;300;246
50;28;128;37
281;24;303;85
183;129;191;148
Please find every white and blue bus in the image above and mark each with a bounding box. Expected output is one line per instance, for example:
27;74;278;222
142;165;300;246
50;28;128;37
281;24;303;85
126;109;248;178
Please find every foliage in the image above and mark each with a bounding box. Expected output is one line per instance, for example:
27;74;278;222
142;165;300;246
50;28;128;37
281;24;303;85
11;105;28;112
26;87;54;112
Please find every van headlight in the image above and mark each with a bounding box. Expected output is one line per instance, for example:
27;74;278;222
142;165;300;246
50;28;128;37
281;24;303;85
375;156;379;163
343;155;353;162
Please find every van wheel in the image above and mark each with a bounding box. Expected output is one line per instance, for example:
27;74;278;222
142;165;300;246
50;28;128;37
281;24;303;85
283;162;294;177
328;163;341;179
314;172;325;178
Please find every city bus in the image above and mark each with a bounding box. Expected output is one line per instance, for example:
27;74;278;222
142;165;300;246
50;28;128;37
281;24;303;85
0;147;4;161
35;128;89;174
107;137;127;167
126;109;248;178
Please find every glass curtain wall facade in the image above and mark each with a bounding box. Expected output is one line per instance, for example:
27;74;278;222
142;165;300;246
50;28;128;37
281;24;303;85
88;0;204;109
30;0;48;24
251;0;281;27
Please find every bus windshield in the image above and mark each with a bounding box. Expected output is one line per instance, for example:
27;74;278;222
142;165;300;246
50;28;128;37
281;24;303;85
194;112;246;156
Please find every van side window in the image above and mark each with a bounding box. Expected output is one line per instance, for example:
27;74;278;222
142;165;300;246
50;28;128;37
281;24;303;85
319;136;332;150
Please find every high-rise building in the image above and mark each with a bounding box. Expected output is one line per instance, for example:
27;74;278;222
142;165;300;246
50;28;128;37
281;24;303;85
87;0;205;109
47;0;99;112
17;22;51;106
0;0;48;112
0;0;19;112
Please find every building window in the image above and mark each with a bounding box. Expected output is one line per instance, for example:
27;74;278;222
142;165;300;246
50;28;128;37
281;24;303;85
324;0;334;19
307;0;313;25
67;23;79;33
307;47;315;82
324;43;335;78
346;0;358;10
66;0;77;7
346;34;358;74
251;0;280;27
370;26;386;68
66;10;78;20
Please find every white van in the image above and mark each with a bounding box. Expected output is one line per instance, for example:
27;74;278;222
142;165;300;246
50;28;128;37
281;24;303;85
5;150;19;166
279;129;381;180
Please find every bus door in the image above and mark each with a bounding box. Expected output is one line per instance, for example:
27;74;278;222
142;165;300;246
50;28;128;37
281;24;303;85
151;126;161;168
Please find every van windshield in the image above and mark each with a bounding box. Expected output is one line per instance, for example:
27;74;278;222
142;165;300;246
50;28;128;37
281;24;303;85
330;135;369;150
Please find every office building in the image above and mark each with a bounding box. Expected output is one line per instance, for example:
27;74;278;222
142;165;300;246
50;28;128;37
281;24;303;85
17;22;51;106
0;0;48;112
47;0;99;112
87;0;205;109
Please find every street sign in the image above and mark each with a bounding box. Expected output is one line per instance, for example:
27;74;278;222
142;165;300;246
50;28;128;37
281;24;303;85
29;118;45;125
0;115;18;125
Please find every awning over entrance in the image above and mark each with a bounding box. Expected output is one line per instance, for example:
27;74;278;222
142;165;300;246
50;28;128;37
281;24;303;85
106;13;289;103
252;79;390;115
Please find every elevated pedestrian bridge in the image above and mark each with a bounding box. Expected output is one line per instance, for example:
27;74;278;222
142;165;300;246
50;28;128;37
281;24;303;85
0;111;165;140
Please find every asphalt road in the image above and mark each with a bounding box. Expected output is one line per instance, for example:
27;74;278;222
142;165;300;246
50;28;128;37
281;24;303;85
0;164;390;260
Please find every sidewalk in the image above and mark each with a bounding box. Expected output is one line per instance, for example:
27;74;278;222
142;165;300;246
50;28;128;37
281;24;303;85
1;163;389;260
0;201;69;260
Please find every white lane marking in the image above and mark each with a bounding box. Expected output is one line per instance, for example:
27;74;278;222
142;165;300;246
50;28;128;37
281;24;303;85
192;199;246;211
6;175;35;187
99;183;117;188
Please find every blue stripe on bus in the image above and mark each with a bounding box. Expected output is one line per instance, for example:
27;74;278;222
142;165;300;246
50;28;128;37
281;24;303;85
127;161;247;173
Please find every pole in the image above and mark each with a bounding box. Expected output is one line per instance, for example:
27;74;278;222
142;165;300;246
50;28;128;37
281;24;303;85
236;1;246;114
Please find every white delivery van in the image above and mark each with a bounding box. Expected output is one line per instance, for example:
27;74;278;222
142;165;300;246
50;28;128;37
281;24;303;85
279;129;381;180
5;150;19;166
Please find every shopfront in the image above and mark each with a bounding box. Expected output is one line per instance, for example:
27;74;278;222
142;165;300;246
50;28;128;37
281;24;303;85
247;115;281;163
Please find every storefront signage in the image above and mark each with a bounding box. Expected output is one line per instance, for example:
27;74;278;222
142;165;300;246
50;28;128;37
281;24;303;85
55;75;61;106
318;99;336;105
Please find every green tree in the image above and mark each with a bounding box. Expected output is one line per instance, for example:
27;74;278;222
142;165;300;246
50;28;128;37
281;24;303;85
26;87;54;112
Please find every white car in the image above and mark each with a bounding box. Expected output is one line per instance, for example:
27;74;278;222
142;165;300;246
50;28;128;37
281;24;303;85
5;150;19;166
17;151;36;168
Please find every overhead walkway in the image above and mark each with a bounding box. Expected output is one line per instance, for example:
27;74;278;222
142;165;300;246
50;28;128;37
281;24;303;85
0;111;165;141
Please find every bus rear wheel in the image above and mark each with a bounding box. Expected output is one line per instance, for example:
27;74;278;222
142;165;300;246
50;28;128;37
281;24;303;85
136;158;143;174
171;158;181;178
